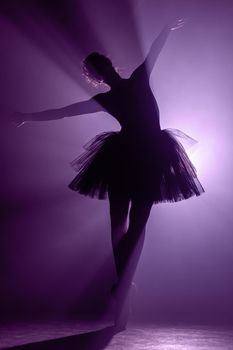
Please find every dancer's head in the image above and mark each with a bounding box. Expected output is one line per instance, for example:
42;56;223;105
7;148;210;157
82;52;118;87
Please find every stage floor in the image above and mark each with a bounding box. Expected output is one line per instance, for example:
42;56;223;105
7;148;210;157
1;321;233;349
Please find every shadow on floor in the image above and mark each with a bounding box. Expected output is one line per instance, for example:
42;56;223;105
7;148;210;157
3;326;117;350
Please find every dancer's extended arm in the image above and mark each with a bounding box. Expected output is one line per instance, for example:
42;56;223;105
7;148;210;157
11;94;104;127
131;18;184;78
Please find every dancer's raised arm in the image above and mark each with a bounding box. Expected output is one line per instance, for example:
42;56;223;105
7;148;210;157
11;94;105;127
131;18;184;78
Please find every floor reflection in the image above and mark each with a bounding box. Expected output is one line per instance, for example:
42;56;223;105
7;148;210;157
1;322;233;350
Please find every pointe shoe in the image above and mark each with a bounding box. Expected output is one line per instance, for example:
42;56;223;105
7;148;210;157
114;291;132;331
113;282;137;332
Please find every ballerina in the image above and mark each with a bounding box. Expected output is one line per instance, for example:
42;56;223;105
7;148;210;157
12;18;204;330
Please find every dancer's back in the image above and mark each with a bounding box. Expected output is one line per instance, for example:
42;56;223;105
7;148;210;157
94;67;161;139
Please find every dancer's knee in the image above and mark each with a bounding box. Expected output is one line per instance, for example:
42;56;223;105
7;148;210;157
130;199;153;226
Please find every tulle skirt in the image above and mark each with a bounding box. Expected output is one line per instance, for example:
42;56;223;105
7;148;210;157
68;129;204;202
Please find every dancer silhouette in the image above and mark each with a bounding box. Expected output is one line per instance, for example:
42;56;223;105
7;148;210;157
12;18;204;331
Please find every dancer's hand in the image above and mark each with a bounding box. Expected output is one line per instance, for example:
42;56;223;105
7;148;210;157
10;112;26;127
168;18;185;31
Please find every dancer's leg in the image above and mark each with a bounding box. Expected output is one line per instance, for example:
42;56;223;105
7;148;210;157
114;199;153;329
108;187;130;277
116;199;153;278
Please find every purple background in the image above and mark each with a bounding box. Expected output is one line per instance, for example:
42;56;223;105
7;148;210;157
0;0;233;324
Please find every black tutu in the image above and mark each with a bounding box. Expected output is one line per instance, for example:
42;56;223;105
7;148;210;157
68;129;204;202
